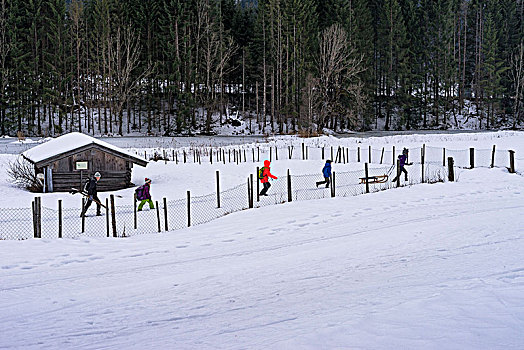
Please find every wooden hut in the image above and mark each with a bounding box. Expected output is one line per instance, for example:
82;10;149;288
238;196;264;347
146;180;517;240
22;132;148;192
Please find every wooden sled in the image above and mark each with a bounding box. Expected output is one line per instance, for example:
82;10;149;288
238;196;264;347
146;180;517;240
359;174;389;184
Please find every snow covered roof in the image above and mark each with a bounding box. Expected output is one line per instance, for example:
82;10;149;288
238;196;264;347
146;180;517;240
22;132;147;166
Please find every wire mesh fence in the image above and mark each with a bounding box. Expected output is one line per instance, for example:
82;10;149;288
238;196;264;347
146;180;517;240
0;208;33;240
1;145;519;241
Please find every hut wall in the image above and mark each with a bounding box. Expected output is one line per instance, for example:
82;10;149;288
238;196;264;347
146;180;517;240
52;171;131;192
49;148;132;192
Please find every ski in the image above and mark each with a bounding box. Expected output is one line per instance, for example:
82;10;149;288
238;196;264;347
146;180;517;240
70;188;107;208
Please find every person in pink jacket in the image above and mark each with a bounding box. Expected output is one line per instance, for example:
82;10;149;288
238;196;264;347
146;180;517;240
259;160;278;196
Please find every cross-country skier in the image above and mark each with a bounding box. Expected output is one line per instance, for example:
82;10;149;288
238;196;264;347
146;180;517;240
80;172;102;217
259;160;278;196
392;148;412;182
316;160;332;188
137;178;155;211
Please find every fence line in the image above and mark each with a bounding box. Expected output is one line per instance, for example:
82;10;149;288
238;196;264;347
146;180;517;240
137;143;518;170
0;146;518;240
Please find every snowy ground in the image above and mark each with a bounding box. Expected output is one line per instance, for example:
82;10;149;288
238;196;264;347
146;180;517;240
0;132;523;349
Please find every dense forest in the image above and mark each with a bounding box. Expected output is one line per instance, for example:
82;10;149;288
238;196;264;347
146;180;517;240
0;0;523;137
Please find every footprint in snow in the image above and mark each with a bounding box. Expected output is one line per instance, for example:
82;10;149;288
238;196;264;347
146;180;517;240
1;265;18;270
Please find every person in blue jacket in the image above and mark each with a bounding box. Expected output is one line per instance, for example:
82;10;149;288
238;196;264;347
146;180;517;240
316;160;332;188
392;148;412;182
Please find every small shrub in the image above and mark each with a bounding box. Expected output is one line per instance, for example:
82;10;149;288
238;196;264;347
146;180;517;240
7;157;43;192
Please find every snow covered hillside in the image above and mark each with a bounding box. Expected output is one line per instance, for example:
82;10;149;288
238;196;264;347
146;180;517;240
0;132;523;349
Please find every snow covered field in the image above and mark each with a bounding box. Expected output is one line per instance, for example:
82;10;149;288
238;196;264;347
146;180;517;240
1;132;523;349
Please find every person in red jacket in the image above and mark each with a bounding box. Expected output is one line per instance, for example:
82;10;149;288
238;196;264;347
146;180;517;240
259;160;278;196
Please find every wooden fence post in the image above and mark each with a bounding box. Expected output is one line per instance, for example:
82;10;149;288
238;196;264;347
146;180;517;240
380;147;385;164
106;198;109;237
32;200;36;238
306;146;309;160
210;148;213;164
470;147;475;169
37;197;42;238
247;177;252;208
216;170;221;208
331;146;334;161
270;147;272;162
156;201;161;233
302;143;305;160
34;197;41;238
443;148;446;166
134;192;137;229
110;195;117;237
357;147;361;162
491;145;496;168
322;147;325;160
368;146;372;163
287;169;292;202
256;167;260;202
58;199;62;238
252;148;255;162
448;157;455;182
163;197;168;231
509;150;515;173
81;198;85;233
257;147;260;162
364;163;370;194
249;174;254;208
393;146;396;164
421;144;426;183
331;172;336;197
396;159;401;187
223;149;226;164
187;191;191;227
275;147;278;160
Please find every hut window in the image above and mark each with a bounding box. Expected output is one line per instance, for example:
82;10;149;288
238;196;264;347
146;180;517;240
75;161;88;170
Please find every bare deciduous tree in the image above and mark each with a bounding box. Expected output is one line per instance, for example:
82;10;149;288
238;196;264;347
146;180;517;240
511;41;524;128
300;73;319;135
108;25;154;135
317;23;364;131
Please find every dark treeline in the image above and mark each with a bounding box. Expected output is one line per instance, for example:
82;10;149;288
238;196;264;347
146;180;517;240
0;0;523;137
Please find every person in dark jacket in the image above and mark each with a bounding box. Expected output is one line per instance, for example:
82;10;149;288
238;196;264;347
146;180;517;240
392;148;412;182
259;160;278;196
316;160;332;188
80;171;102;217
137;178;155;211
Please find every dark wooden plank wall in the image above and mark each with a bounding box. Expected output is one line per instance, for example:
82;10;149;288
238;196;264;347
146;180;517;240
52;170;132;192
51;149;127;173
